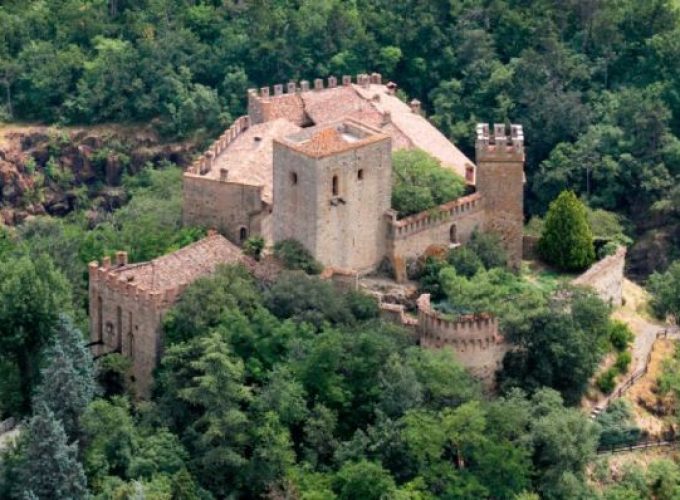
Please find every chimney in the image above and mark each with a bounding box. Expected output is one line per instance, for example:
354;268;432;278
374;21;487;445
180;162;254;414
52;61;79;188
382;111;391;126
386;82;397;95
115;251;128;267
410;99;421;114
220;168;229;182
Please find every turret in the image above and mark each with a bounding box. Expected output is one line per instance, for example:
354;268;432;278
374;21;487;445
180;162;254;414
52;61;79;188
475;123;525;270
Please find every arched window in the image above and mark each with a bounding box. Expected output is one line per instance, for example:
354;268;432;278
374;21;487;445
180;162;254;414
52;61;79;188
449;224;457;243
332;175;339;196
357;169;364;180
239;226;248;242
291;172;298;185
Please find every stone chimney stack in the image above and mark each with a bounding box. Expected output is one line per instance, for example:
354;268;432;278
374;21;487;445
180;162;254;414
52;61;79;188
410;99;421;114
386;82;397;95
115;251;128;267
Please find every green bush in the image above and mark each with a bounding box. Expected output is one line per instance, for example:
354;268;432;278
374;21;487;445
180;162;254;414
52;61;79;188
614;351;632;373
467;230;507;269
243;236;265;260
609;320;634;352
273;239;323;274
538;191;595;272
596;368;617;394
447;246;483;278
391;149;465;217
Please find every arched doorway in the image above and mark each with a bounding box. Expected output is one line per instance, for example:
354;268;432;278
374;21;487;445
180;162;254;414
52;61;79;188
449;224;457;244
239;226;248;242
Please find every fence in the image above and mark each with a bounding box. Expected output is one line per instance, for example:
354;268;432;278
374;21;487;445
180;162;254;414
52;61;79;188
591;329;670;418
597;436;678;455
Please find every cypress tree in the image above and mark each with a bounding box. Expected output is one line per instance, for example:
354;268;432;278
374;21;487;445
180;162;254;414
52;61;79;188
17;404;87;499
538;191;595;271
34;315;95;439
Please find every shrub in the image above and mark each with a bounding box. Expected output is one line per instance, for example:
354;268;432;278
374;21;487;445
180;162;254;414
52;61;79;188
467;230;507;269
243;235;265;260
273;239;323;274
538;191;595;271
345;290;380;321
609;320;634;352
614;351;632;373
596;399;641;448
447;247;483;278
391;149;465;217
596;368;617;394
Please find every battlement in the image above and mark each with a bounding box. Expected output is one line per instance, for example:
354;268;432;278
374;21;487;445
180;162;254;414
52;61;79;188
248;73;383;101
186;115;251;176
475;123;524;161
416;294;503;350
88;258;184;309
387;192;483;239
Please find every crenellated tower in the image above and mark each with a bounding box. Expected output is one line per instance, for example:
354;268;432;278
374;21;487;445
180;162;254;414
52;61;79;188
475;123;525;269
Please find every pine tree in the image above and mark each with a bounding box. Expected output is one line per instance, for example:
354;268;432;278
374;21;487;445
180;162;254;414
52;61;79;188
34;315;95;439
17;403;87;499
538;191;595;271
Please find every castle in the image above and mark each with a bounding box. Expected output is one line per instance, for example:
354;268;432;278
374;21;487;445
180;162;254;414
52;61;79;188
89;73;525;395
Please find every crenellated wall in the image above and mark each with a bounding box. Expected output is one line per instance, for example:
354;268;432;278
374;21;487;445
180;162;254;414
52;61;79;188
572;246;627;306
386;193;486;281
88;256;185;397
416;294;509;382
185;115;251;176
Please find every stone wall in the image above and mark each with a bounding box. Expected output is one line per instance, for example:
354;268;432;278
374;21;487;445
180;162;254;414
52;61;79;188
572;246;627;306
416;294;509;383
182;175;266;242
386;193;485;281
88;257;181;397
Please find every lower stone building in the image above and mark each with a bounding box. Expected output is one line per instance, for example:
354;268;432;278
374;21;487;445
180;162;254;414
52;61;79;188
88;232;246;396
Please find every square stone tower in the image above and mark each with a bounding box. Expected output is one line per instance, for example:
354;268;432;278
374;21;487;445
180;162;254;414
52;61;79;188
272;120;392;272
475;123;525;269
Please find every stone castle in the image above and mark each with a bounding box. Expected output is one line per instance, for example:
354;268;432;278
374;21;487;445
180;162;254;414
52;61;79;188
89;73;525;395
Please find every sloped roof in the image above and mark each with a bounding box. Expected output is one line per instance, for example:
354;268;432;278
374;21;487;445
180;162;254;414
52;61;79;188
210;118;302;203
112;233;245;292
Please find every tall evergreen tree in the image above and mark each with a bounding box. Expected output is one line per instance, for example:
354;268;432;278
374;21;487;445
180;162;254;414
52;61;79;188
538;191;596;271
17;403;87;499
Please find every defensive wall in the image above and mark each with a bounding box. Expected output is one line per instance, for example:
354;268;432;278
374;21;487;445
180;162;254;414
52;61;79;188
248;73;384;126
183;115;268;242
385;192;485;281
572;246;627;306
88;253;183;397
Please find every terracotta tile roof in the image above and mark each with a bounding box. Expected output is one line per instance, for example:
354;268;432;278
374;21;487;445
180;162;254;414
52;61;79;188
210;119;301;203
111;234;245;292
351;84;475;177
278;121;390;159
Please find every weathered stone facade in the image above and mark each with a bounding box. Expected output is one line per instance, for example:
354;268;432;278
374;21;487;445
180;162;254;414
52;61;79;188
88;234;246;396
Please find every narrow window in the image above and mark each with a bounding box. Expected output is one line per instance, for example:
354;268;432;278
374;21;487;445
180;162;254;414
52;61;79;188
128;331;135;359
357;169;364;180
116;306;123;352
332;175;339;196
449;224;457;243
239;226;248;242
291;172;298;185
97;296;103;342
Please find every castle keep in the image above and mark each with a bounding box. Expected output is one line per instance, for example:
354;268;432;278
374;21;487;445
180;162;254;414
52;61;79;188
90;73;527;394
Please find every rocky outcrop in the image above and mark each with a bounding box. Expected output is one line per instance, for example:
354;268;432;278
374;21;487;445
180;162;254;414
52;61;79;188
0;125;197;225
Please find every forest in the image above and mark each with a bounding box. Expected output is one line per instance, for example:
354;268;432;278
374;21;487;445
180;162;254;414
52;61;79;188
2;0;680;498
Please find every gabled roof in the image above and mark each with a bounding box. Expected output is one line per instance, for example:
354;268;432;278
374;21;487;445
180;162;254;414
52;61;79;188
112;233;245;292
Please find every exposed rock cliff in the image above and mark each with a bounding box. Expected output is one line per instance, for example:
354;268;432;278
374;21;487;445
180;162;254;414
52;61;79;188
0;125;196;225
